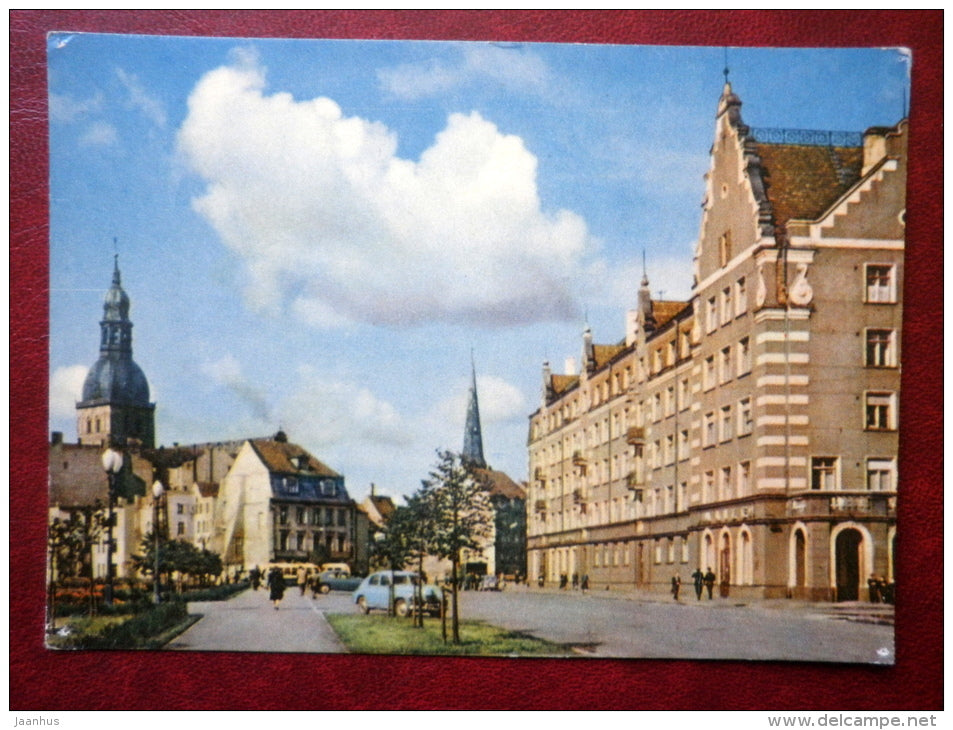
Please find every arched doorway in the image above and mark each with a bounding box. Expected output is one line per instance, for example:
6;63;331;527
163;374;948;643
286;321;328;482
835;529;863;601
794;529;806;589
719;532;731;597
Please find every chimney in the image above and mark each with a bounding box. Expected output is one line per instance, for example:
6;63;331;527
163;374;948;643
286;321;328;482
51;431;63;445
370;482;376;497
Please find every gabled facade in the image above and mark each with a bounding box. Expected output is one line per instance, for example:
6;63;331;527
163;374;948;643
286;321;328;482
527;84;904;601
217;432;356;571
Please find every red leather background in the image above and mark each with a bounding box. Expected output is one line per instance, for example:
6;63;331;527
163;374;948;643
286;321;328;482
11;11;943;711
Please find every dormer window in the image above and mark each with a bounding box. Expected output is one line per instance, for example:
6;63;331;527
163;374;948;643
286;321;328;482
283;477;299;494
291;454;310;471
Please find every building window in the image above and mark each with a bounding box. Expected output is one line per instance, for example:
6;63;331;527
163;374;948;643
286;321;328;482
680;536;690;564
654;393;662;422
811;457;839;491
737;337;751;375
738;397;753;436
296;507;306;524
703;471;715;502
865;392;896;431
738;461;751;495
678;429;689;461
866;329;897;367
721;286;732;325
704;356;716;390
735;277;747;316
665;386;675;416
867;458;896;491
679;377;690;410
720;405;733;442
654;540;662;564
667;537;676;563
865;264;896;303
177;521;185;536
720;466;732;500
665;435;675;465
177;503;184;514
278;506;288;525
703;412;716;447
297;531;306;550
720;346;732;383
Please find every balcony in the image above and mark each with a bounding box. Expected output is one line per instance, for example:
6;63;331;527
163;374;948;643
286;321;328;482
626;427;645;445
534;499;547;513
572;488;585;504
571;451;587;466
626;471;643;488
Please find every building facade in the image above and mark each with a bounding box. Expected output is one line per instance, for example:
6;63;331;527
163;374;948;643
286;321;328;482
527;84;904;601
50;264;358;584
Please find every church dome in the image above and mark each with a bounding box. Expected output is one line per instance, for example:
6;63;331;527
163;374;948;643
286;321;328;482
81;355;151;405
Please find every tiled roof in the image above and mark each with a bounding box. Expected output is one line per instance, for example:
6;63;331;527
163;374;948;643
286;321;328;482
551;374;579;395
249;438;341;477
653;300;691;329
755;143;863;227
477;469;526;500
592;344;626;368
369;495;396;520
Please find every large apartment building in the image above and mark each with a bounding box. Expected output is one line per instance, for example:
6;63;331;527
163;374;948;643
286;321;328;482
527;83;905;601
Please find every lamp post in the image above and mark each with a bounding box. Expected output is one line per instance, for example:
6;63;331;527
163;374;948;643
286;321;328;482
152;480;164;603
101;445;124;606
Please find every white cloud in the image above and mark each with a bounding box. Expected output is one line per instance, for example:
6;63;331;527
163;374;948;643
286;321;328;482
49;91;103;124
177;58;591;329
377;44;551;101
80;121;118;147
116;67;167;127
432;373;528;438
50;365;87;419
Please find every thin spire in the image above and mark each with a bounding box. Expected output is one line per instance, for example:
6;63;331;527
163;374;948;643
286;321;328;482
723;47;730;85
462;354;486;468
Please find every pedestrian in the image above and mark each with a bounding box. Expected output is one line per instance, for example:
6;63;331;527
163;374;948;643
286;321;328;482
572;572;579;590
249;565;261;591
267;567;286;610
297;565;308;596
559;573;568;590
867;574;882;603
671;574;681;601
704;567;716;600
310;570;322;598
581;574;589;593
691;567;704;600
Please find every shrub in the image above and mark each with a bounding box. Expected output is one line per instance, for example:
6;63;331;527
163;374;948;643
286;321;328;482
60;601;189;650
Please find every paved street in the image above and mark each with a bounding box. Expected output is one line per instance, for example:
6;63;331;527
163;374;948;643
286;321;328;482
166;585;348;653
164;584;893;664
458;586;894;663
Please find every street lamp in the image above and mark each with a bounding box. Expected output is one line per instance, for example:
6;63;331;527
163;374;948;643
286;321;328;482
101;445;124;606
152;480;165;603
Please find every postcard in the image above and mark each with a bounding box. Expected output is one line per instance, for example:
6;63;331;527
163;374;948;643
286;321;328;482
45;34;906;664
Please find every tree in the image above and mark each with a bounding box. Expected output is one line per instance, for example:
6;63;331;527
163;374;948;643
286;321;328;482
133;537;224;591
419;450;492;643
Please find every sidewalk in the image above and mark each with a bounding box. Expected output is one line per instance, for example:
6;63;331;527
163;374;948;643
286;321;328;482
165;585;348;653
501;582;894;624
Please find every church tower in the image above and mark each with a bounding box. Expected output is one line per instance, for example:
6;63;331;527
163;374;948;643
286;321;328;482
76;256;155;448
462;359;486;468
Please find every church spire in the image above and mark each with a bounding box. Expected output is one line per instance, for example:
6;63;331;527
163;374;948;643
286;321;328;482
462;354;486;469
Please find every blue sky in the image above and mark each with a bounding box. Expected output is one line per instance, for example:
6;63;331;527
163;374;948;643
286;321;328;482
47;35;910;501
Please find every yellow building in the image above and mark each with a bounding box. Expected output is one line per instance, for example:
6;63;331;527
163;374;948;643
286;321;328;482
527;84;904;601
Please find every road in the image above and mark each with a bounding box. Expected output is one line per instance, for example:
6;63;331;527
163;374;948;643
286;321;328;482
458;586;894;664
165;583;347;653
164;584;893;664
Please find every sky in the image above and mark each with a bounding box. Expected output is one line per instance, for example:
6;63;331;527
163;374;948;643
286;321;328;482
47;35;910;502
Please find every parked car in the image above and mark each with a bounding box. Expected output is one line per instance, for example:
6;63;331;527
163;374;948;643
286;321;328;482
480;575;502;591
353;570;444;617
315;568;362;594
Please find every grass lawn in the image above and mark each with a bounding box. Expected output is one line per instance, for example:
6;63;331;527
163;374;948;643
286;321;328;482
326;613;572;656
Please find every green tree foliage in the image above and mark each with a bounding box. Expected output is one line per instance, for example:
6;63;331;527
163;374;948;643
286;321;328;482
133;536;223;589
419;450;492;643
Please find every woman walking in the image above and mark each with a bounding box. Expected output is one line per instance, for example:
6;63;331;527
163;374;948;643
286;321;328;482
267;567;286;610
